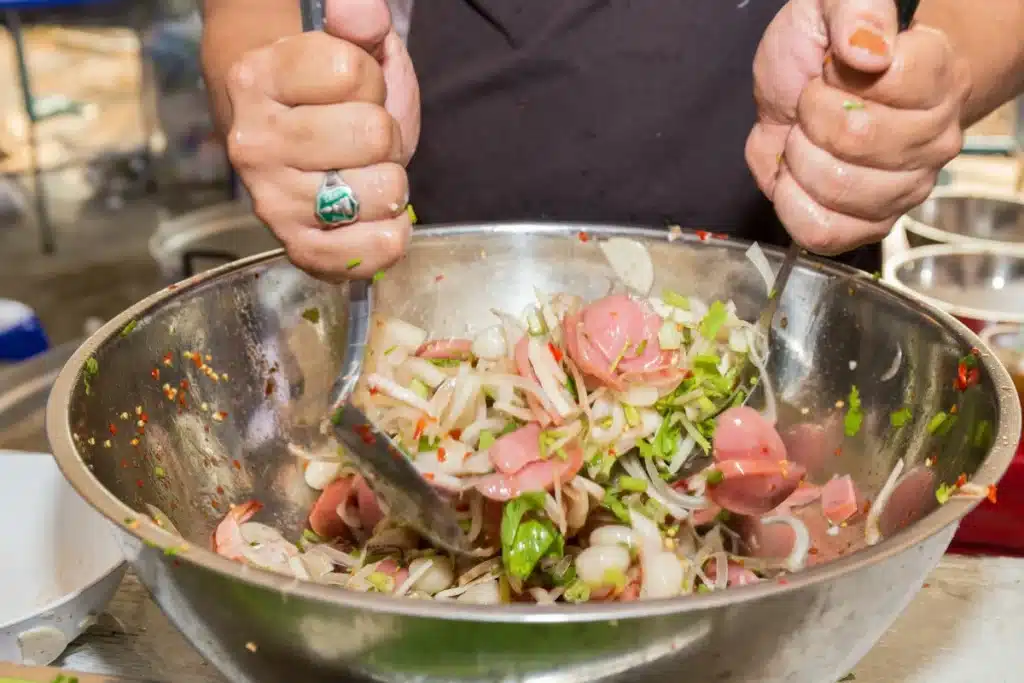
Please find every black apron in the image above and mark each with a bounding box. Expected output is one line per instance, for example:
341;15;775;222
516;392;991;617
406;0;880;272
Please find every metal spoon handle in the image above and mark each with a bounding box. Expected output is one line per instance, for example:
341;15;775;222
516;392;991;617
300;0;326;31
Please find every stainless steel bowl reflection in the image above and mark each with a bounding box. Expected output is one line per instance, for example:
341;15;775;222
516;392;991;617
47;223;1020;683
901;187;1024;249
883;244;1024;330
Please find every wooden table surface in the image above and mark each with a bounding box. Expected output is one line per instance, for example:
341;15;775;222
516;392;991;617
1;554;1016;683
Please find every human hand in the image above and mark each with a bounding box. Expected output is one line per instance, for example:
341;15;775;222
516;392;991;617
746;0;971;255
226;0;420;281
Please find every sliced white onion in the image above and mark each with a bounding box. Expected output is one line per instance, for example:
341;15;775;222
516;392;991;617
616;385;660;408
529;587;557;604
589;525;637;550
760;514;811;572
310;544;362;569
880;344;903;383
442;364;479;432
866;458;906;546
748;340;777;426
455;580;502;604
619;455;696;519
745;242;776;296
572;475;606;500
380;318;428;351
472;325;508;361
575;545;631;586
405;556;455;595
405;357;449;388
366;374;435;416
527;337;574;417
642;551;685;599
304;460;342;491
590;396;625;444
599;237;655;295
666;436;697;475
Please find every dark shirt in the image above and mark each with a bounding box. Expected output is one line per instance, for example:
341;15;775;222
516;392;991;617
406;0;881;272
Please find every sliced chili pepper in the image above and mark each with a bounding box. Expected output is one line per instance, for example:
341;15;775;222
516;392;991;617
987;485;998;504
695;230;711;241
354;424;376;445
548;342;563;363
449;428;463;440
577;231;590;243
151;368;160;381
437;447;447;463
413;417;427;440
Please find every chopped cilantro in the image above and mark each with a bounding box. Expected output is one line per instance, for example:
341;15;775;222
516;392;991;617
83;356;99;395
372;270;385;283
301;307;321;324
120;320;138;336
890;406;912;427
842;100;864;111
154;466;166;478
936;482;955;504
844;385;863;437
345;257;363;270
406;204;418;224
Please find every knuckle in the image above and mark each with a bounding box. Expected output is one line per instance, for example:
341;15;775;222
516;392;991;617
226;53;260;96
797;227;843;256
361;106;396;160
373;220;411;265
935;126;964;163
377;163;410;206
226;127;257;169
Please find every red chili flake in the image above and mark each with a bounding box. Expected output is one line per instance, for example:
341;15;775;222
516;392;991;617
173;559;182;567
713;233;728;240
413;417;427;440
449;428;463;440
354;424;375;445
109;423;118;435
955;473;968;488
808;547;819;555
368;386;379;396
423;472;435;481
140;412;149;423
435;274;445;283
232;459;242;470
987;485;998;504
151;368;160;381
191;354;203;368
437;447;448;463
136;479;144;488
162;352;173;366
923;583;930;588
548;342;563;363
777;578;788;586
216;485;225;495
834;447;842;457
211;500;220;511
695;230;711;241
180;380;190;390
577;231;590;243
120;459;129;469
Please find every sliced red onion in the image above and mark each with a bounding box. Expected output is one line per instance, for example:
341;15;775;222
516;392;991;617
760;514;811;572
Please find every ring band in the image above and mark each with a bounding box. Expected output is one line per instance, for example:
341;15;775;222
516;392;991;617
315;170;360;228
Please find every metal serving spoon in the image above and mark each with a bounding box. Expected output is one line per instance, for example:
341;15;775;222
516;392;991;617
300;0;471;554
718;0;922;416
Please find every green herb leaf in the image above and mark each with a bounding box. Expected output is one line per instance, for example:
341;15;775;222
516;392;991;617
699;301;728;340
841;100;864;111
500;496;564;581
345;257;363;270
662;289;690;310
301;307;321;324
372;270;386;283
844;385;863;437
84;357;99;376
890;406;912;427
120;320;138;336
500;492;546;549
935;482;955;505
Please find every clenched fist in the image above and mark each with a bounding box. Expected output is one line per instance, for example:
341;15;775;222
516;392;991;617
226;0;420;281
747;0;971;255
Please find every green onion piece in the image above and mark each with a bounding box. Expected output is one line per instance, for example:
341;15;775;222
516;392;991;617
927;411;950;435
842;100;864;111
699;301;728;340
84;357;99;376
602;568;627;591
602;491;632;523
622;403;640;428
154;466;166;478
301;307;321;324
697;583;712;594
662;289;690;310
367;572;395;593
372;270;385;282
705;468;724;486
935;482;955;505
619;476;648;493
844;385;863;437
563;578;591;603
890;407;912;427
345;257;363;270
120;320;138;336
478;430;496;451
409;378;430;400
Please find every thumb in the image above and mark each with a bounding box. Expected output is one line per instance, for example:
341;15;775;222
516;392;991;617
823;0;898;73
325;0;393;59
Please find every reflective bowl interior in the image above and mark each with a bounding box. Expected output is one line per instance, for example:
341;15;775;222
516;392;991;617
887;247;1024;321
58;225;1015;600
904;194;1024;248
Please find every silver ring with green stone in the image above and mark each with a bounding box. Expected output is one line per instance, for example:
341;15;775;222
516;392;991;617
315;170;360;227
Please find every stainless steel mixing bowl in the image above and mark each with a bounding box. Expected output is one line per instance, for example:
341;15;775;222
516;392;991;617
901;187;1024;249
46;223;1020;683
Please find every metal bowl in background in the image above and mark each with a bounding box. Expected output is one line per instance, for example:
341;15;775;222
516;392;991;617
47;224;1020;683
980;324;1024;409
883;244;1024;334
0;340;81;453
900;187;1024;249
148;201;279;283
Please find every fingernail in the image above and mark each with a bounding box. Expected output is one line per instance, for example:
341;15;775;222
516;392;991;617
848;25;889;58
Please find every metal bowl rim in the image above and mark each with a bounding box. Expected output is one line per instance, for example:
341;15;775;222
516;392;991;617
883;242;1024;323
46;222;1022;623
901;185;1024;250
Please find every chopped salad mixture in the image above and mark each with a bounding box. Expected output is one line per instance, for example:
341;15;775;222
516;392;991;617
201;242;992;604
